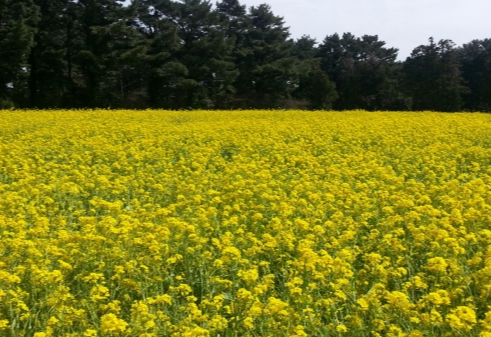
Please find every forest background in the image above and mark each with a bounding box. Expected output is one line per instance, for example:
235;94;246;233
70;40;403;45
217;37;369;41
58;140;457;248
1;0;490;111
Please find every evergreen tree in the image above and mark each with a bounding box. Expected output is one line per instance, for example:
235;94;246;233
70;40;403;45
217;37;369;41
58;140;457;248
215;0;249;107
232;4;298;108
0;0;488;111
74;0;147;108
403;37;468;111
0;0;39;107
172;0;238;108
216;0;247;40
291;35;337;109
135;0;185;108
137;0;238;109
27;0;76;108
318;33;404;110
459;39;491;111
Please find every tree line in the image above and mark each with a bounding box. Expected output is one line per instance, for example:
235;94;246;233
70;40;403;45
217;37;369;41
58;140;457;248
1;0;490;111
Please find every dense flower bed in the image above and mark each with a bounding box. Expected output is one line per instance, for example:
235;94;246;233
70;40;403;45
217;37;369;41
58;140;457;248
1;110;491;336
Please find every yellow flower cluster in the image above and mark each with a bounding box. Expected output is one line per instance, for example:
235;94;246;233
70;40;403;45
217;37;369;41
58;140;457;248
1;109;491;336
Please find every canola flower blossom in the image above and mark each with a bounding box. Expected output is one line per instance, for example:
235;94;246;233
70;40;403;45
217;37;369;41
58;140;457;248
1;109;491;336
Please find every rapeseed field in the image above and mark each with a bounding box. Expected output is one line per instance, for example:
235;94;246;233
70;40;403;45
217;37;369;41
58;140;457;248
1;110;491;337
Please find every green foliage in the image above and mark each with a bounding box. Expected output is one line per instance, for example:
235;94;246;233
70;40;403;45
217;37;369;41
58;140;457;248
0;0;39;106
0;0;487;110
291;36;338;109
318;33;405;110
459;39;491;111
404;38;468;112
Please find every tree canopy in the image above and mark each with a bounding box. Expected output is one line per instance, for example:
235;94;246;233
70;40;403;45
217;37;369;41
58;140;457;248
1;0;490;111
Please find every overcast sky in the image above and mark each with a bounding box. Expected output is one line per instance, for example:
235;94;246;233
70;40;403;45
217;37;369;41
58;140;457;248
240;0;491;60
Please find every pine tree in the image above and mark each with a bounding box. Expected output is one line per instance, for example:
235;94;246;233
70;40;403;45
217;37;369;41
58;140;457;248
291;35;337;109
172;0;238;108
27;0;76;108
230;4;298;108
459;39;491;111
318;33;403;110
404;37;468;111
74;0;147;108
0;0;39;107
137;0;238;108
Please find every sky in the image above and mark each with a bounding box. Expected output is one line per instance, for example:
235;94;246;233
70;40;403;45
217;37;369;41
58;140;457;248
240;0;491;60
